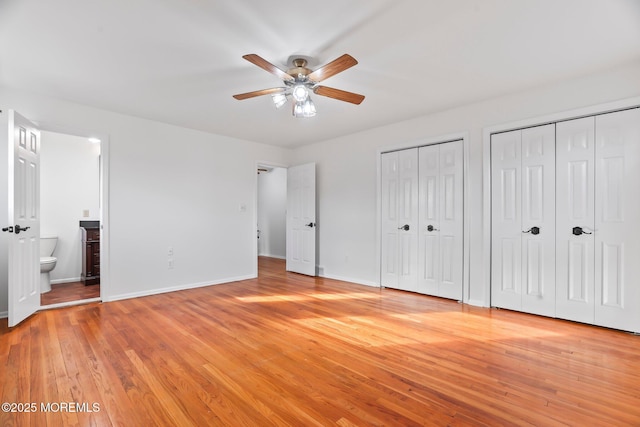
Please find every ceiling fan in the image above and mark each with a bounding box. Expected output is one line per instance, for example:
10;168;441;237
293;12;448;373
233;54;365;118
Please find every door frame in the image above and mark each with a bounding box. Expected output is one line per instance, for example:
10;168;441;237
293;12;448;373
482;96;640;308
253;160;289;277
376;132;471;302
34;121;110;307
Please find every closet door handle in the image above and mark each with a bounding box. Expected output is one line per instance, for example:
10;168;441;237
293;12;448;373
523;226;540;235
426;225;439;232
398;224;410;231
14;225;31;234
572;226;592;236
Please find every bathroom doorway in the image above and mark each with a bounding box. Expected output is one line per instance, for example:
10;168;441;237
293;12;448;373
256;164;287;275
39;130;102;307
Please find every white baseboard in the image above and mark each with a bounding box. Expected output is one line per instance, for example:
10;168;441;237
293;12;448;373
103;274;256;303
258;254;286;260
51;277;82;285
0;310;7;319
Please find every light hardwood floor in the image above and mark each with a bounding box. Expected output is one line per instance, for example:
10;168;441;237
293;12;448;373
1;257;639;426
40;281;100;306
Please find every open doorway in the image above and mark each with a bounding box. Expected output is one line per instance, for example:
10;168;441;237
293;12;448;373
257;164;287;274
39;130;101;306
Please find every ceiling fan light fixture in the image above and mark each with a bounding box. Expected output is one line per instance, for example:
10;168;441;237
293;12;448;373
293;97;316;118
291;84;308;102
293;101;303;117
303;98;316;117
271;92;287;108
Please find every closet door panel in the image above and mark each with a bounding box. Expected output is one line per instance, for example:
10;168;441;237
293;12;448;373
491;130;522;310
397;148;419;292
418;145;440;295
437;140;463;300
418;141;463;300
381;152;400;288
521;124;556;317
594;108;640;332
556;117;595;324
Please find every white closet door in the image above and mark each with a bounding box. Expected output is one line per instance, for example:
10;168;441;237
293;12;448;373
381;149;419;292
520;125;556;316
492;126;555;314
397;148;419;292
434;141;463;300
594;108;640;332
556;117;596;324
418;145;440;295
491;130;523;310
381;152;400;289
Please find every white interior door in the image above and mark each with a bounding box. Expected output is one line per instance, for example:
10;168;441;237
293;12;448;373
418;141;463;300
434;141;463;300
396;149;419;292
6;110;41;327
491;130;523;310
491;126;555;315
381;149;419;292
417;145;439;295
556;117;596;324
593;108;640;332
381;151;400;288
520;125;555;316
286;163;316;276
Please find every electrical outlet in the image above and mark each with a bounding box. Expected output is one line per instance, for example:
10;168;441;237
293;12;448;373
168;246;174;256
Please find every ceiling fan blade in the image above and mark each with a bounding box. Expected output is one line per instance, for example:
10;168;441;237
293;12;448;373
233;87;285;100
242;54;294;82
307;54;358;82
314;86;365;105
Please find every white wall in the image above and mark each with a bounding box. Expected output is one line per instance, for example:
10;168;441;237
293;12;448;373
40;131;100;283
257;167;286;259
2;60;640;317
291;60;640;304
0;87;291;313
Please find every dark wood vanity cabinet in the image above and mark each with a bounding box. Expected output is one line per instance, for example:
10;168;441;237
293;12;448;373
81;225;100;285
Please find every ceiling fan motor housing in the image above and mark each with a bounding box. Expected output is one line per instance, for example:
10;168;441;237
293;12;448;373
288;58;312;80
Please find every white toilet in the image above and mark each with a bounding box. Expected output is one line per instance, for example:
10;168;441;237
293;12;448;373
40;236;58;293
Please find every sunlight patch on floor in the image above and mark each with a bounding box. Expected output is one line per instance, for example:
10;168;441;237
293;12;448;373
236;295;309;303
293;310;567;348
311;292;381;301
294;315;452;346
388;311;566;340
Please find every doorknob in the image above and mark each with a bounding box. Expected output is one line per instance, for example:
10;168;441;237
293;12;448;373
305;222;316;228
14;225;30;234
398;224;410;231
572;226;592;236
2;226;14;233
523;226;540;235
426;225;439;232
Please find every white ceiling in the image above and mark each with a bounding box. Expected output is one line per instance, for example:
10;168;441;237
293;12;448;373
1;0;639;148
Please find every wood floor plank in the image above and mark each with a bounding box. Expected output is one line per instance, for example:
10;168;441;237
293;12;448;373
1;256;639;426
40;281;100;306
